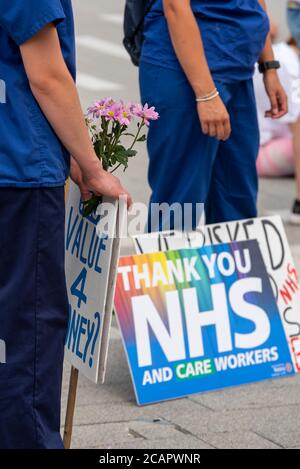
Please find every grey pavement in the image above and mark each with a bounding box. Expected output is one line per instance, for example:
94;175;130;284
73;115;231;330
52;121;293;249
61;0;300;449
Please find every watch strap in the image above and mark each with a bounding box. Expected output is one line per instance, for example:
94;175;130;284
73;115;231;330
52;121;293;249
258;60;281;74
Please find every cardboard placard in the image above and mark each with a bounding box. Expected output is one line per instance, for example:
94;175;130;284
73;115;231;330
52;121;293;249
132;216;300;372
114;240;294;405
65;182;125;383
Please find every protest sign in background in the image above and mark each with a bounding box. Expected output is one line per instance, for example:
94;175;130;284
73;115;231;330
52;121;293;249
132;216;300;373
65;182;125;383
115;240;294;405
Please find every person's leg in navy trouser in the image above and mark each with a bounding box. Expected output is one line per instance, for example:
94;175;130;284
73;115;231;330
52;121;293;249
205;79;260;224
139;61;259;230
0;187;68;449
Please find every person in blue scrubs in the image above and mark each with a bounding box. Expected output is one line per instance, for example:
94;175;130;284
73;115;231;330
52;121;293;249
140;0;288;231
0;0;130;449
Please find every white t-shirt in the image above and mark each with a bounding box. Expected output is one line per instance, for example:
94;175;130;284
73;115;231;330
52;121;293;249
254;42;300;145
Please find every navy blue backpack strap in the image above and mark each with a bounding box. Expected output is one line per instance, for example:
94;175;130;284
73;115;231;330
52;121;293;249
123;0;156;66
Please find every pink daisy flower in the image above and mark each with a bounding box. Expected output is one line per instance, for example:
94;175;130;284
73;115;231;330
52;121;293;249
87;97;116;118
116;103;133;126
131;103;159;126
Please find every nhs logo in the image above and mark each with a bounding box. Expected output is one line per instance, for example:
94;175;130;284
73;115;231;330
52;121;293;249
0;79;6;103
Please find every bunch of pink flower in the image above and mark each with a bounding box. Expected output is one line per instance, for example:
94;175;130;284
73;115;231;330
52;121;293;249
83;98;159;216
87;98;159;127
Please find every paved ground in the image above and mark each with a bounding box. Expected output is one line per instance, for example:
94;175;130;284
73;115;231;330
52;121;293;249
61;0;300;449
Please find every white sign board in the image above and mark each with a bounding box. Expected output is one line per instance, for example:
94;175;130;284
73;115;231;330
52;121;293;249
132;216;300;372
65;182;125;383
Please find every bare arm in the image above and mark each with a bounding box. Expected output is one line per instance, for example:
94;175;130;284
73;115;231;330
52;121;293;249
163;0;231;141
257;0;288;119
20;24;131;204
258;0;276;63
163;0;214;96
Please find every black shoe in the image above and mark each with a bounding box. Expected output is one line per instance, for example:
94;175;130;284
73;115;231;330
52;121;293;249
289;199;300;225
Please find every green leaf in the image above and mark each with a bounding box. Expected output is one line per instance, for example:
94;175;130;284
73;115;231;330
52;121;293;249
82;196;101;217
116;149;137;158
137;134;147;142
114;145;126;153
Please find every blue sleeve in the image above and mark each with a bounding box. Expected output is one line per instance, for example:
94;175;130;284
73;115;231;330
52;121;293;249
0;0;66;45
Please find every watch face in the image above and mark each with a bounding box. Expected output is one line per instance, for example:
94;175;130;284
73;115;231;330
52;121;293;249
269;61;280;69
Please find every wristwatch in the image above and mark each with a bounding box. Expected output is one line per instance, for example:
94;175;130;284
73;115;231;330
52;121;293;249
258;60;281;74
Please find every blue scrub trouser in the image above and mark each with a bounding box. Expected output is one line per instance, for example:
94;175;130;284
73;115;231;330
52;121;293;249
139;62;260;231
0;187;68;449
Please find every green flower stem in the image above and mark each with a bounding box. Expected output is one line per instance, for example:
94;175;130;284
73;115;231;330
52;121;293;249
110;162;122;174
129;119;145;150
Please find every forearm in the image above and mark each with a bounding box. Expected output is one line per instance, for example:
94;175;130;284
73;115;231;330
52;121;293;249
19;23;131;204
20;24;100;177
258;0;275;62
163;0;215;96
30;73;99;176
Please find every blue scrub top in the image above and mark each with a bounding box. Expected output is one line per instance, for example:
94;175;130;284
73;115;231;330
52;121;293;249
0;0;76;188
142;0;270;83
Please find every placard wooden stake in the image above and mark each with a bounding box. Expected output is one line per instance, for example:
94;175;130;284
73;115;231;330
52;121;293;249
63;366;79;449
